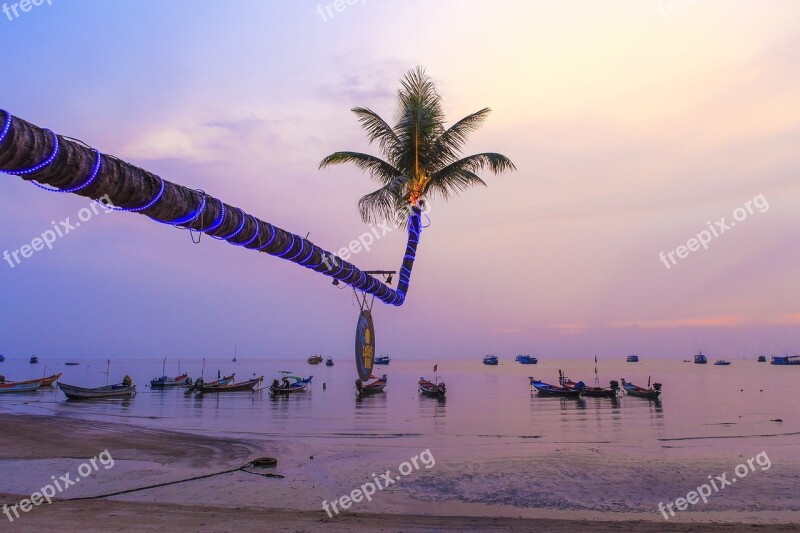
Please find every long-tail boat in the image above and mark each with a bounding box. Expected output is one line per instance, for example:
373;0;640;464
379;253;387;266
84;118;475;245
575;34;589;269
355;375;387;395
269;375;313;395
150;359;192;388
58;381;135;400
621;378;661;399
418;377;446;398
771;355;800;365
195;376;263;393
529;377;583;397
2;373;62;387
0;381;42;393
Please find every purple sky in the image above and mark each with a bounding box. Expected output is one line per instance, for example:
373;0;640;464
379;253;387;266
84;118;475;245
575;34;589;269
1;1;799;361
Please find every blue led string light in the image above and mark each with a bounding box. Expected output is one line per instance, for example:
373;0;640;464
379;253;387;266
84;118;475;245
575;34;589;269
30;149;102;193
0;112;11;145
3;130;59;176
204;202;226;233
277;234;297;258
255;223;276;250
213;208;246;240
287;239;308;261
171;191;207;227
104;176;166;212
232;216;260;247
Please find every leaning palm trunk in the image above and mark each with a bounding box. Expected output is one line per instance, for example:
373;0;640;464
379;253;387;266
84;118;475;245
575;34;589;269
0;110;418;306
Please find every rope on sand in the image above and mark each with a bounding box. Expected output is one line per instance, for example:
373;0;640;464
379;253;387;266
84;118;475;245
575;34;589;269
60;458;283;502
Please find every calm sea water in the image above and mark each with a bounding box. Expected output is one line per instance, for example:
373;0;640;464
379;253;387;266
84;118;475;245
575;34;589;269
1;356;796;447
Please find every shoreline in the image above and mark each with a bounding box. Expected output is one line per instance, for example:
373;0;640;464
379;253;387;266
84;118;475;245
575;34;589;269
1;413;798;532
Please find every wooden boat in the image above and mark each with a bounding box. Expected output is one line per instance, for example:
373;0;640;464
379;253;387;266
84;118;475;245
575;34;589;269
529;377;583;397
150;359;192;388
151;373;192;388
626;355;639;362
269;375;313;395
757;356;767;363
7;373;62;387
195;376;263;393
418;377;446;397
621;378;661;399
0;381;42;393
307;355;323;365
771;355;800;365
374;355;391;365
58;382;135;400
694;351;708;364
515;355;538;364
355;374;387;395
29;356;38;364
714;360;731;366
561;377;619;398
325;357;334;367
483;355;499;365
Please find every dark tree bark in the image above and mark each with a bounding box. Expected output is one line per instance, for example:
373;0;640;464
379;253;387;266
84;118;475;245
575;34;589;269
0;110;421;306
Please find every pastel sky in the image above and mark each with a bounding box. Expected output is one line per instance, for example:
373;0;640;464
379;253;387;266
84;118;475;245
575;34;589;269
1;1;799;361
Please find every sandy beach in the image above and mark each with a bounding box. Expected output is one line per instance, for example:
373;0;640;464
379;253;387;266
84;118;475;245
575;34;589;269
2;413;798;532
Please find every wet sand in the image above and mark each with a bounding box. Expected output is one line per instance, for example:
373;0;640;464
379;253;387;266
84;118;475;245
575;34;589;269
1;414;798;532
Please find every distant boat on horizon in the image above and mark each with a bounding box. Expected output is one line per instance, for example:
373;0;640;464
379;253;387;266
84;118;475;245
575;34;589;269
232;343;237;363
515;355;537;364
626;355;639;363
374;355;391;365
694;351;708;364
714;360;731;366
325;357;334;367
757;355;767;363
771;355;800;365
307;355;323;365
65;361;80;366
29;355;38;364
483;355;499;365
0;354;5;362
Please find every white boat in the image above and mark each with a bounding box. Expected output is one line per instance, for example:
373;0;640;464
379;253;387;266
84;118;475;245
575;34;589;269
58;382;136;400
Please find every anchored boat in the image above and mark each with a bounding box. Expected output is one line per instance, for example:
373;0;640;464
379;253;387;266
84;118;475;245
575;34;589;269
771;355;800;365
694;351;708;364
0;381;42;393
325;357;334;367
482;355;499;365
150;358;192;388
356;374;387;395
307;355;323;365
4;373;62;387
269;374;313;395
418;377;446;398
621;378;661;399
626;355;639;363
714;360;731;366
58;381;136;400
374;355;391;365
515;355;538;364
529;377;583;397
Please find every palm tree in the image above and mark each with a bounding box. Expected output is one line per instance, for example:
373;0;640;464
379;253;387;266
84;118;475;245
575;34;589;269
0;109;401;304
319;67;515;304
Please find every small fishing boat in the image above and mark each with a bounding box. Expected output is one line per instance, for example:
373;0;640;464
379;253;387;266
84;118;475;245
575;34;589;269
418;377;446;398
195;376;263;393
7;373;62;387
269;374;313;395
0;381;42;393
757;356;767;363
529;378;583;397
150;358;192;388
186;373;234;392
374;355;391;365
694;351;708;364
205;374;235;386
58;381;136;400
714;360;731;366
29;356;38;364
325;357;334;367
560;376;619;398
483;354;499;365
307;355;323;365
771;355;800;365
355;374;387;395
626;355;639;363
64;361;80;366
0;354;5;362
515;355;538;364
621;378;661;399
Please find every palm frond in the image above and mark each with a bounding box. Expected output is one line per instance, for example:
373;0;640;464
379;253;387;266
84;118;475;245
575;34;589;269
430;108;492;168
424;153;515;199
351;107;400;161
357;176;407;225
318;151;403;186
